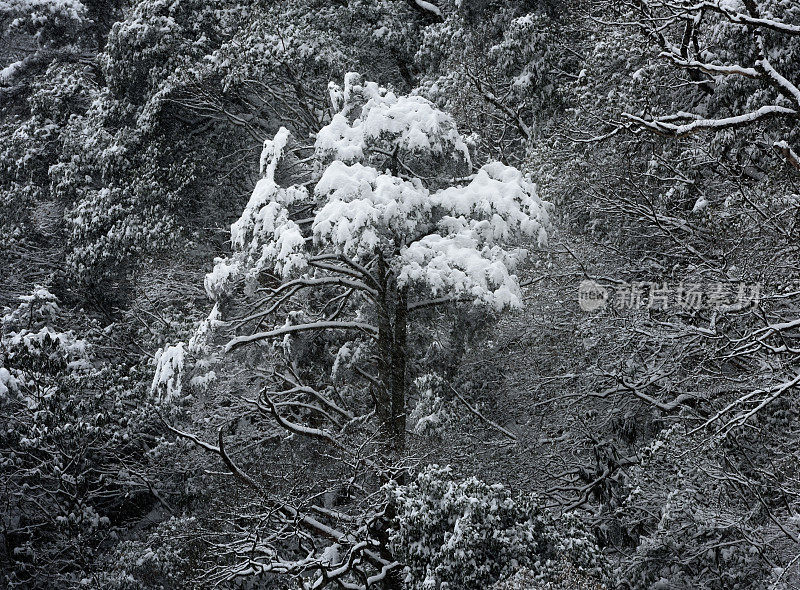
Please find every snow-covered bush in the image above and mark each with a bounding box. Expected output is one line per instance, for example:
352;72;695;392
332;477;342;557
387;465;607;590
98;517;203;590
493;564;606;590
409;374;453;436
1;286;90;378
0;0;89;49
0;286;164;588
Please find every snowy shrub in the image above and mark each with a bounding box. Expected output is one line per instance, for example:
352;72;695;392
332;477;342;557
387;465;607;590
98;517;203;590
1;285;60;330
1;0;89;48
0;286;162;588
1;286;91;379
409;374;453;436
493;564;606;590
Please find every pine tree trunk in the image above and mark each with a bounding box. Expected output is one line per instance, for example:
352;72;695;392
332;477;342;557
374;253;407;452
391;286;407;451
375;254;393;442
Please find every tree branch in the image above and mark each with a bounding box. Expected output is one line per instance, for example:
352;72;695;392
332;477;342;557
226;321;378;351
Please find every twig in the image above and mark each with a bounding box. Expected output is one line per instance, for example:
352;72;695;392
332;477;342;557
447;384;517;441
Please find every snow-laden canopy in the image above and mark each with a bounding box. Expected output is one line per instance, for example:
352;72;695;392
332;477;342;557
206;73;551;311
317;72;471;165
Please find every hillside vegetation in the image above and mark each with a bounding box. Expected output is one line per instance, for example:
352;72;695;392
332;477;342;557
2;1;800;589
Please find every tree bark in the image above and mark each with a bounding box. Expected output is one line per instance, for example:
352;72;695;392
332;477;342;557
374;252;407;452
375;254;393;441
391;286;407;451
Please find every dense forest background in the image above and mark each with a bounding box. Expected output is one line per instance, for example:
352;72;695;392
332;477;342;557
2;0;800;588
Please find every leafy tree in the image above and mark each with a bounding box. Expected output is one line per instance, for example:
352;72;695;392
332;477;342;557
417;0;576;164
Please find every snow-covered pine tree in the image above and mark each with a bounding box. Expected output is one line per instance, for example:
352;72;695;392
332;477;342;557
199;72;551;452
147;71;553;588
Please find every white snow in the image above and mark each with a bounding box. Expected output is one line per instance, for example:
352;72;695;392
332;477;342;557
315;72;471;166
205;75;551;316
151;343;186;402
0;367;19;398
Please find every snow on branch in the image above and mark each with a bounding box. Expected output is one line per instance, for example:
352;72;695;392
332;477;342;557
775;140;800;171
755;37;800;109
658;51;759;78
672;1;800;35
409;0;441;19
226;320;379;351
623;105;798;136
